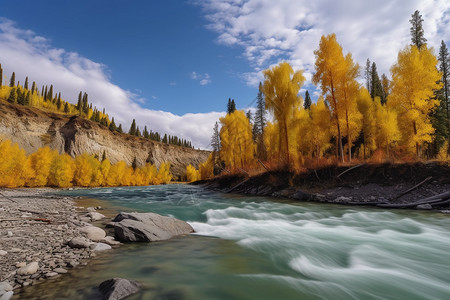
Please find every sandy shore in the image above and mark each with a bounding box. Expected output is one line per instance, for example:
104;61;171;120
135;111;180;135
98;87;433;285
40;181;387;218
0;188;118;299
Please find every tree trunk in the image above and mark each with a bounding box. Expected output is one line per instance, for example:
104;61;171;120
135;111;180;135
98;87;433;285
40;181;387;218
346;108;351;162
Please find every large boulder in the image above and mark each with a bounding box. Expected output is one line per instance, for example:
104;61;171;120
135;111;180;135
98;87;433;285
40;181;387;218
17;262;39;275
80;226;106;241
111;212;194;242
98;278;141;300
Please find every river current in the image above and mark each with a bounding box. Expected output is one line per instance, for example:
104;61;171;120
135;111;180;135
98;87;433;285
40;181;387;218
16;185;450;299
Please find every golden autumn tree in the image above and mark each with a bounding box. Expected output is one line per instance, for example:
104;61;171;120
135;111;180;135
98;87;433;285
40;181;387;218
73;153;97;187
264;122;279;163
186;164;200;182
199;153;214;180
262;62;305;165
154;162;172;184
374;97;401;156
309;97;332;158
388;45;442;158
106;161;127;186
219;110;255;170
48;153;74;187
0;140;31;187
141;163;158;185
313;34;347;162
356;88;376;158
27;146;57;187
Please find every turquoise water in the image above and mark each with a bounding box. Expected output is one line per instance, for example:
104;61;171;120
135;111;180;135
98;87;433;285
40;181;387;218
16;185;450;299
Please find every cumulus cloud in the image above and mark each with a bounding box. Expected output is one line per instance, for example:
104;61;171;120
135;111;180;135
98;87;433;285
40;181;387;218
0;18;222;149
190;71;211;85
195;0;450;87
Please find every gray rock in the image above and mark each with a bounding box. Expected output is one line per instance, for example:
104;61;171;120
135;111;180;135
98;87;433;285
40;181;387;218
0;291;13;300
67;260;79;268
291;190;312;201
0;250;7;256
102;236;121;246
80;226;106;241
86;207;96;212
98;278;141;300
45;272;58;278
53;268;68;274
17;262;39;275
111;212;194;242
91;243;112;251
417;204;433;210
0;282;13;294
334;196;352;203
87;212;106;221
68;237;92;249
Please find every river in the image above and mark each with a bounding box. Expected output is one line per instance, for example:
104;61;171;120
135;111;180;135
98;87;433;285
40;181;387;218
16;184;450;299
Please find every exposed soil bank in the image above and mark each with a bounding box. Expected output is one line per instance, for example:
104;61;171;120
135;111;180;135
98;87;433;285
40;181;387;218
198;162;450;211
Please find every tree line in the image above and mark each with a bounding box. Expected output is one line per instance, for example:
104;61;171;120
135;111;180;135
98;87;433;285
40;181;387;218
187;10;450;181
0;139;172;188
0;69;194;149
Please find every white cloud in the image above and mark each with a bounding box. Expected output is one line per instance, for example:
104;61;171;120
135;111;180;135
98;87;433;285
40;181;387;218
195;0;450;87
0;19;222;149
190;71;211;85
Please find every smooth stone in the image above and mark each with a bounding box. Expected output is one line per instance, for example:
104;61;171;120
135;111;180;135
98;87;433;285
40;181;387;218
80;226;106;242
10;248;21;253
45;272;58;278
67;260;79;268
112;212;194;242
0;291;13;300
87;212;106;221
91;243;112;252
17;262;39;276
15;262;26;268
0;282;13;293
102;236;121;246
86;207;96;212
98;278;141;300
68;237;92;249
417;204;433;210
0;250;7;256
6;231;12;237
53;268;68;274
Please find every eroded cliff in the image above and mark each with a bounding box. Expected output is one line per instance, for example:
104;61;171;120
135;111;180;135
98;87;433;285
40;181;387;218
0;102;209;179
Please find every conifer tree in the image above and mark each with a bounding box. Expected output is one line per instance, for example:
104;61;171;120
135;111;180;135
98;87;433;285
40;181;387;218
227;98;236;114
64;102;70;113
438;40;450;147
56;92;62;110
9;72;15;87
25;91;31;106
162;134;168;143
17;89;25;105
370;62;384;101
109;117;117;131
211;122;220;152
24;77;28;90
136;126;141;137
253;82;267;160
304;90;312;110
128;119;137;135
43;86;48;101
381;74;390;103
76;92;82;111
31;81;36;93
0;64;2;87
48;85;53;101
132;156;138;170
118;124;123;133
143;126;149;138
410;10;427;50
7;88;17;103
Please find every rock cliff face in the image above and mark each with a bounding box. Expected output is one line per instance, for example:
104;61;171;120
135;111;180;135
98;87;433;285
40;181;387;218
0;102;209;179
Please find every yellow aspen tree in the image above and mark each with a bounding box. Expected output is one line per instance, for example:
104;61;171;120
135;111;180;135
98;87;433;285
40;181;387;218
0;140;31;187
199;154;214;180
99;159;111;186
264;122;280;163
89;158;103;187
73;153;96;187
313;34;347;162
219;110;255;170
154;162;172;184
48;153;74;188
388;45;442;158
141;163;157;185
292;108;312;164
28;146;57;187
186;164;200;182
120;166;134;186
356;88;376;158
262;62;305;165
106;161;127;186
336;54;362;161
309;97;332;158
374;98;401;157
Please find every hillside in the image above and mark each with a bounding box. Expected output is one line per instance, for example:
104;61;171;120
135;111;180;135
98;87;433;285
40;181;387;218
0;101;209;179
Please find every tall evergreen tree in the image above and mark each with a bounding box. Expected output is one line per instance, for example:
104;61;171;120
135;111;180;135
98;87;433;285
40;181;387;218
9;72;15;87
118;124;123;133
25;91;31;106
128;119;137;135
109;117;117;131
370;62;384;101
304;90;312;110
7;88;16;103
143;126;149;138
365;58;371;92
17;89;25;105
410;10;427;50
132;156;138;170
24;77;28;90
136;126;141;137
76;91;82;111
438;40;450;147
56;92;62;110
64;102;70;113
227;98;236;114
82;93;89;115
211;121;220;152
381;73;390;103
31;81;36;93
253;82;267;160
0;64;2;87
47;85;53;101
43;86;48;101
162;134;168;143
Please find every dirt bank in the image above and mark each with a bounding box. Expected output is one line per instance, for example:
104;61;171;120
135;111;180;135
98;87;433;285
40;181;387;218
198;162;450;211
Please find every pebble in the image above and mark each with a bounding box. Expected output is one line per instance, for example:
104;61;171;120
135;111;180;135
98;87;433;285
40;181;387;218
9;248;21;253
53;268;68;274
6;232;12;237
17;262;39;276
0;250;7;256
45;272;58;278
91;243;112;252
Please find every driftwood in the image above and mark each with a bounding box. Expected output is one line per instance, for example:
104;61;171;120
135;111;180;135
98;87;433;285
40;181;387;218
337;164;365;179
377;190;450;208
0;192;18;203
392;176;432;200
32;218;51;224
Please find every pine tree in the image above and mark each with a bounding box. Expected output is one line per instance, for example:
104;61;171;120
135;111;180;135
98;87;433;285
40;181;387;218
31;81;36;93
304;90;312;110
253;82;267;160
381;73;390;104
410;10;427;50
7;88;17;103
17;89;25;105
82;93;89;115
128;119;137;135
438;40;450;148
9;72;15;87
25;91;31;106
132;156;138;170
0;64;2;87
211;122;220;152
48;85;53;101
365;58;371;92
56;92;62;110
136;126;141;137
76;91;82;111
118;124;123;133
43;86;48;101
227;98;236;114
143;126;149;138
109;117;117;131
64;102;70;113
24;77;28;90
162;134;168;143
370;62;384;101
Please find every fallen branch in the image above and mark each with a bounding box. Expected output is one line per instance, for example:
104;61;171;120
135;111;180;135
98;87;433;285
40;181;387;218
32;218;51;223
392;176;432;200
377;190;450;208
0;192;18;203
337;164;365;179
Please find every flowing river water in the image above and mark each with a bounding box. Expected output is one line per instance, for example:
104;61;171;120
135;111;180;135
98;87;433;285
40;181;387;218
16;185;450;299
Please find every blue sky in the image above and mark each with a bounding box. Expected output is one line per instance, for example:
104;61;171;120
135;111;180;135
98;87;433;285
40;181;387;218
0;0;449;148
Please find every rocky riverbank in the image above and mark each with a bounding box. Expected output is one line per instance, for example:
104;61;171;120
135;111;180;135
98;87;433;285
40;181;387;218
0;188;118;300
199;162;450;212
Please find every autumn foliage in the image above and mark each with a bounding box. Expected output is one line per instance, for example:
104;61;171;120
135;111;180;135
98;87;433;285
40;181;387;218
0;139;172;188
